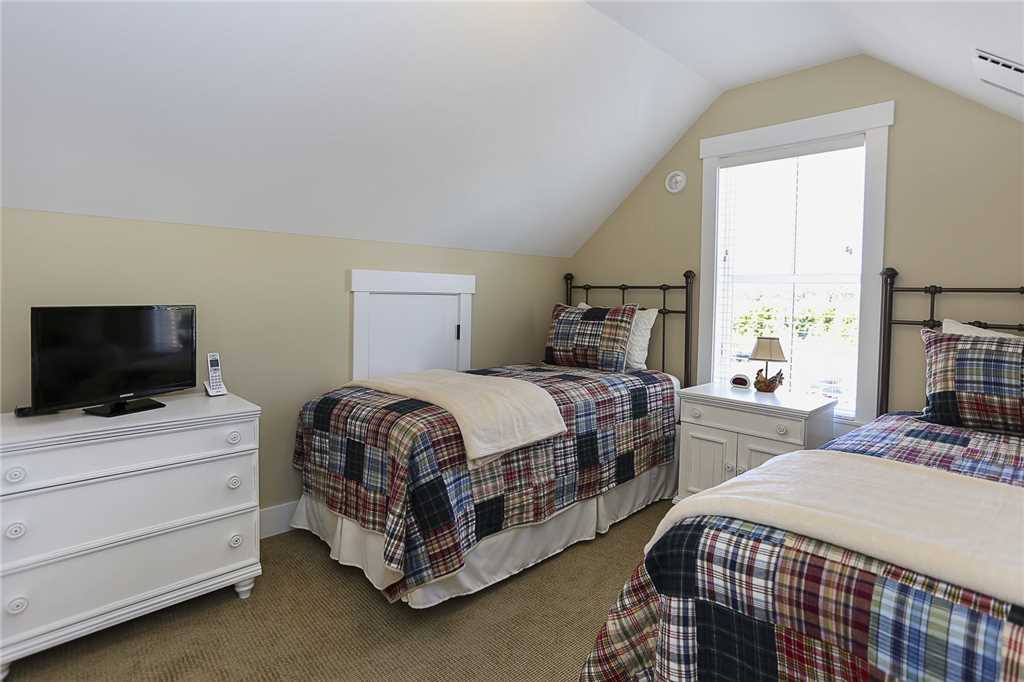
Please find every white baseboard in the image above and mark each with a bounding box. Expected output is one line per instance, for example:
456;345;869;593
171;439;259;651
260;499;299;538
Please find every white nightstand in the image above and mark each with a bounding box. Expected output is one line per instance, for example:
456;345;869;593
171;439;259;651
675;383;836;502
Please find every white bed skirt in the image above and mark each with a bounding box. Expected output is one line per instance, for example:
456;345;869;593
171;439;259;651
290;457;678;608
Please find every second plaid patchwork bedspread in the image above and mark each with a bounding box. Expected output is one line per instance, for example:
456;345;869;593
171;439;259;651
581;416;1023;680
293;364;676;599
823;412;1022;487
582;515;1024;681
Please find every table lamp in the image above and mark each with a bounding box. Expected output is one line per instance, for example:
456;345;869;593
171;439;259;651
750;336;786;393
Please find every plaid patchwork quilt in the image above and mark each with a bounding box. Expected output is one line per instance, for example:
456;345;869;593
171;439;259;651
581;417;1023;681
823;413;1023;487
293;364;676;600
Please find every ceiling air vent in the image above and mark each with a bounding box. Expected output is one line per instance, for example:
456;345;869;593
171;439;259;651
974;49;1024;97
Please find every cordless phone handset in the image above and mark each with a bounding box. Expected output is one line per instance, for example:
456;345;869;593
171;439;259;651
205;352;228;396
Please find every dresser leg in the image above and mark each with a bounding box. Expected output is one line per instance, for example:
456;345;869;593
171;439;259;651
233;577;256;599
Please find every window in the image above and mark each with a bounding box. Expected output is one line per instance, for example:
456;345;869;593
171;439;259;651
714;142;865;417
698;102;893;426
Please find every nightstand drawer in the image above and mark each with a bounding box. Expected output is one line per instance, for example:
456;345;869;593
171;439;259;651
682;402;804;446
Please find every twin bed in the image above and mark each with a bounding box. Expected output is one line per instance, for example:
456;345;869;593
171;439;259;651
291;268;1022;680
291;364;680;606
292;273;694;607
584;413;1023;680
583;270;1024;681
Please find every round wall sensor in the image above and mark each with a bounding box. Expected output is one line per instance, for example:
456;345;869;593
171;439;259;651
665;170;687;194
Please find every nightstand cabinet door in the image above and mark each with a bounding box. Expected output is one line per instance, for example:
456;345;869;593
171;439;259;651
681;423;737;496
737;434;796;475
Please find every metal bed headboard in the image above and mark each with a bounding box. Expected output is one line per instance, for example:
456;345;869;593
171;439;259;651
877;266;1024;415
563;271;696;387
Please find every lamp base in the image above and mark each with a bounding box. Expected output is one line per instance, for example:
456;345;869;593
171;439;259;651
754;369;784;393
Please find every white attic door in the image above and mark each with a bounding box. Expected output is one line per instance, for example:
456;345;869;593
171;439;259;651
367;294;459;376
351;270;475;379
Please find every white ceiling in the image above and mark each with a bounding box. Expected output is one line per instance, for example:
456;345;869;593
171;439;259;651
590;2;1024;122
1;2;715;257
3;2;1021;258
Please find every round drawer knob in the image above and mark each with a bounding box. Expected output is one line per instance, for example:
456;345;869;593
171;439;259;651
229;534;244;549
775;424;788;435
690;408;702;419
226;431;242;445
4;466;27;484
226;475;242;490
6;597;28;615
725;463;735;474
5;522;26;540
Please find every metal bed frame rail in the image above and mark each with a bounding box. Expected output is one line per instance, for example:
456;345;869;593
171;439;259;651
563;271;696;387
877;266;1024;415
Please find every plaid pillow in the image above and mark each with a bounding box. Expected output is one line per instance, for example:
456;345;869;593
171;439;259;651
544;303;637;372
920;328;1024;435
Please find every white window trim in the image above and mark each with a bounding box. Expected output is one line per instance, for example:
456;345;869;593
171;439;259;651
350;269;474;379
697;101;894;427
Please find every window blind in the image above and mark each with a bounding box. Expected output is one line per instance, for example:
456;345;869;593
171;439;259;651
712;144;867;417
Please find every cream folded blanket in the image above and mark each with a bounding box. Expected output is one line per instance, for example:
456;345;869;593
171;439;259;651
348;369;567;469
647;450;1024;605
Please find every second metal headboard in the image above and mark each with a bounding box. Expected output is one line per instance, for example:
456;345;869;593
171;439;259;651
877;266;1024;415
563;271;696;387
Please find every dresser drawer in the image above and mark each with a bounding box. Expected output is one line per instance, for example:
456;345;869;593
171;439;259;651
1;452;257;567
1;419;257;495
681;401;804;446
0;510;258;645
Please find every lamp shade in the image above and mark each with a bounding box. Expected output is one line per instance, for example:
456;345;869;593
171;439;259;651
750;336;786;363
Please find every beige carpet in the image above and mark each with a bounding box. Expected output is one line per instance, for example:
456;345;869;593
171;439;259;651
9;502;669;682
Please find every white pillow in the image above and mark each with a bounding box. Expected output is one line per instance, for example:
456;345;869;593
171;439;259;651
941;318;1017;339
577;302;659;369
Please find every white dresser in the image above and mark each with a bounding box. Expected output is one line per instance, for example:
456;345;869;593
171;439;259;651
677;383;836;501
0;392;261;678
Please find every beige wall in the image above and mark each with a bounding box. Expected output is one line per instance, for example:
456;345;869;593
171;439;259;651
3;55;1022;508
1;209;567;507
569;55;1024;413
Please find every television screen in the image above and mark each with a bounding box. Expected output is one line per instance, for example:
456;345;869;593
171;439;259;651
31;305;196;413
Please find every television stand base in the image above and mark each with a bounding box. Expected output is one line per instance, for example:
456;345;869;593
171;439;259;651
83;398;166;417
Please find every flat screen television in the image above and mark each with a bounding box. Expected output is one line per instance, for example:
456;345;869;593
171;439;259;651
31;305;197;417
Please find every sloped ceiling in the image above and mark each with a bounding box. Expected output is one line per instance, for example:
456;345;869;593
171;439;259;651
3;2;1021;258
1;2;716;257
590;2;1024;122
